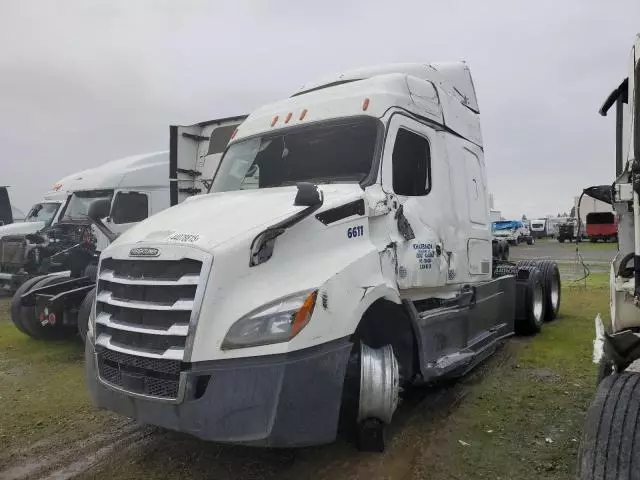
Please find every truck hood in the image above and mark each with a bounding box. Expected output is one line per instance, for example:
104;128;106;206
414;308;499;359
0;221;45;239
111;184;365;252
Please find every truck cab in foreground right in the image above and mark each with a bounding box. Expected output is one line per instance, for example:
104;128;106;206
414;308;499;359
86;62;561;451
578;35;640;479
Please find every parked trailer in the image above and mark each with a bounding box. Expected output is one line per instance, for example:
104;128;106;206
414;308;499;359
578;34;640;479
585;211;617;242
529;218;547;238
86;61;562;452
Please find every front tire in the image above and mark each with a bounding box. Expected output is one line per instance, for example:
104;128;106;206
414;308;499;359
578;373;640;479
341;340;401;453
77;288;96;343
13;275;73;339
11;276;45;336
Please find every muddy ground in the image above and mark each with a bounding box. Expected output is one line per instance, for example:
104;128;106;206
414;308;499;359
0;241;611;479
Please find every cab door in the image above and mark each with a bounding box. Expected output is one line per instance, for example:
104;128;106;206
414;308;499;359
381;114;450;290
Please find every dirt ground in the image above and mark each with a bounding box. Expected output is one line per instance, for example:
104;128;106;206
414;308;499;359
0;241;611;480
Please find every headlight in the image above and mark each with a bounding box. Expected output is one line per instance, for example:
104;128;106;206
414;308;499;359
222;290;317;350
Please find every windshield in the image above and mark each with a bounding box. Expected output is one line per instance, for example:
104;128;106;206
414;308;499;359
62;189;114;220
25;202;61;225
210;118;379;193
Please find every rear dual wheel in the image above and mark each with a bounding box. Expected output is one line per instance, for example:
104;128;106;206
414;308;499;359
517;260;561;321
515;266;547;335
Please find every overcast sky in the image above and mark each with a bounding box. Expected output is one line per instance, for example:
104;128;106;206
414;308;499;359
1;0;639;219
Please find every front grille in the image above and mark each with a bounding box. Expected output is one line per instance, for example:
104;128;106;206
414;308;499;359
98;303;191;331
96;324;187;351
100;258;201;281
95;254;203;360
102;281;197;306
97;348;181;399
0;235;27;267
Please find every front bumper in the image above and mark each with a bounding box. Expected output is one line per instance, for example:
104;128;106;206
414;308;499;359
86;337;352;447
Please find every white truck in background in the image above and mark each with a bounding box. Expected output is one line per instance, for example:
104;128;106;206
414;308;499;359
8;151;173;341
86;62;562;451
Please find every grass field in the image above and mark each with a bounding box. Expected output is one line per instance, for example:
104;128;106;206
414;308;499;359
0;273;608;479
0;300;122;474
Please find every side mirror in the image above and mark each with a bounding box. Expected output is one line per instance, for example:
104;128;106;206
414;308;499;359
88;199;111;221
294;182;322;207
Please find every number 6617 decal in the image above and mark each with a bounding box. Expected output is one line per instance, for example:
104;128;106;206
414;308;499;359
347;225;364;238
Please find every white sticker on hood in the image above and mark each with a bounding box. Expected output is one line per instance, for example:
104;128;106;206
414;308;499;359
166;232;200;244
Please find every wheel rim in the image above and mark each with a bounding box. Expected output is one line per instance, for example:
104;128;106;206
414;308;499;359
358;344;399;424
533;283;544;323
550;273;560;312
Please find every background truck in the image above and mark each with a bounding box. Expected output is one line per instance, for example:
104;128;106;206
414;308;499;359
492;220;534;245
85;61;562;452
0;174;84;291
9;151;172;341
578;35;640;479
557;217;580;242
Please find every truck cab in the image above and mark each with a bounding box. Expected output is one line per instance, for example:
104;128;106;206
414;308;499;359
9;151;175;341
86;62;560;450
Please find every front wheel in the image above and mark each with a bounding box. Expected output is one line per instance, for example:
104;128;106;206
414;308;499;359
11;274;72;339
578;373;640;479
342;342;400;452
77;288;96;343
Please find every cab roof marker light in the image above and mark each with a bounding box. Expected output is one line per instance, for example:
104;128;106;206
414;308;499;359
284;112;292;124
362;98;370;111
299;109;308;121
271;116;279;127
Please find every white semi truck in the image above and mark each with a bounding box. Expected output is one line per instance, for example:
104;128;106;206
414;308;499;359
9;151;172;339
86;62;562;451
578;35;640;478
